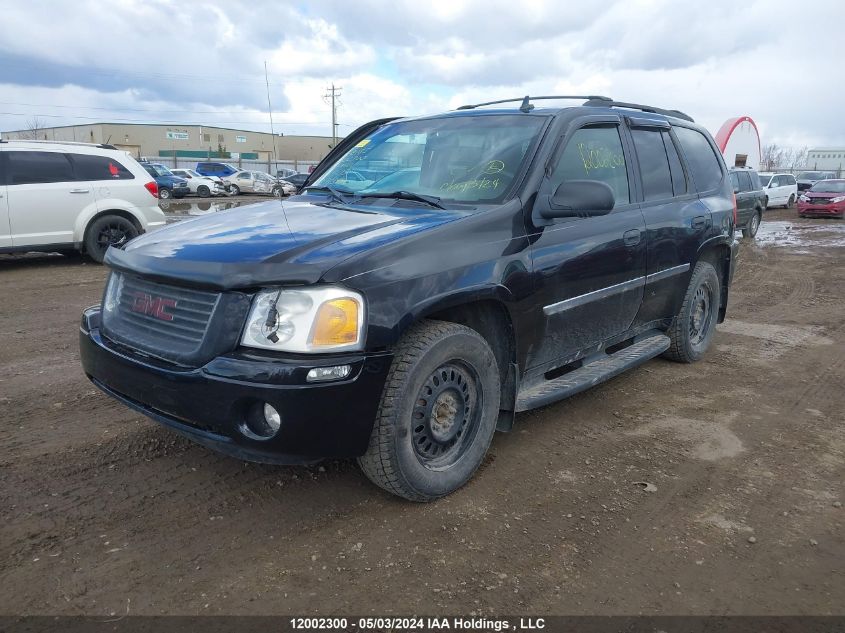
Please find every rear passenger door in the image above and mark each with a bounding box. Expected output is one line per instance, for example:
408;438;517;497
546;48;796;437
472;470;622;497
628;120;711;326
5;151;96;247
735;171;755;223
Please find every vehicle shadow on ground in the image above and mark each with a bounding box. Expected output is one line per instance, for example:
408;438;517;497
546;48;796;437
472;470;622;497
0;252;95;272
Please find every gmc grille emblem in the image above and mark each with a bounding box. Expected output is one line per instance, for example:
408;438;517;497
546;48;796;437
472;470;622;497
129;292;176;321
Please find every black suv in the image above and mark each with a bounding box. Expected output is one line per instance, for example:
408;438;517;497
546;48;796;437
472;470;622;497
80;96;739;501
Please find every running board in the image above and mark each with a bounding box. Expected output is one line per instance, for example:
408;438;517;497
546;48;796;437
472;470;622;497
515;334;670;412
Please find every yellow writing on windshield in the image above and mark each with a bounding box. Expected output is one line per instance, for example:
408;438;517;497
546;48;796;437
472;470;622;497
440;177;501;193
578;143;625;174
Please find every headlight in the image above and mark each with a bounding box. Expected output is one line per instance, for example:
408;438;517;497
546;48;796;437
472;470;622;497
831;196;845;203
241;286;365;353
799;195;809;202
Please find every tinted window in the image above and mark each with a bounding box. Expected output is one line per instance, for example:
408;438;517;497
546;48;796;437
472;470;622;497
71;154;134;180
729;172;740;191
631;129;673;201
7;151;74;185
663;132;687;196
551;125;630;206
785;175;796;185
737;171;752;191
674;127;723;192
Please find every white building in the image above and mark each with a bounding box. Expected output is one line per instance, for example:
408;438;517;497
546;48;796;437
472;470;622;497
806;148;845;172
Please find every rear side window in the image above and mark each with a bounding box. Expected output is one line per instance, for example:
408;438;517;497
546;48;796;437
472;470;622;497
551;125;630;206
737;171;752;191
785;175;796;185
663;132;687;196
631;129;672;201
7;151;74;185
71;154;135;180
674;127;724;192
749;171;761;189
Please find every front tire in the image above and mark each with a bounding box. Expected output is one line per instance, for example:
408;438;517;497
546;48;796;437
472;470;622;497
229;184;240;196
663;261;721;363
84;215;139;264
358;321;501;502
197;185;210;197
158;187;172;200
787;194;795;208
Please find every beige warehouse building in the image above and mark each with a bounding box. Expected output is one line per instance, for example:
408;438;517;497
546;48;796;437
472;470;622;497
1;122;340;164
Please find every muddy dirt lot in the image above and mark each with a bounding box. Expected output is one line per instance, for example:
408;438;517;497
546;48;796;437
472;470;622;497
1;208;842;616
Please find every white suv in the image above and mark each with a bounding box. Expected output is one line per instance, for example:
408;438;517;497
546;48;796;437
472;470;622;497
0;140;166;262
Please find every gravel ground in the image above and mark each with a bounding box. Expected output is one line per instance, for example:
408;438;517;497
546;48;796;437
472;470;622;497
0;208;842;616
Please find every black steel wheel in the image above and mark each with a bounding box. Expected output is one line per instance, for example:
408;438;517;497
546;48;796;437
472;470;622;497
411;361;482;469
359;321;500;501
84;215;139;264
197;185;210;197
664;261;720;363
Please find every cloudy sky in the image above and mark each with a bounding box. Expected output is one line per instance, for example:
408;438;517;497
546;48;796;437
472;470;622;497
1;0;842;147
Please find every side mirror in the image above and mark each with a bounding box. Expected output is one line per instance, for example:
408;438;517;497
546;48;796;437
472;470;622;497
536;180;615;220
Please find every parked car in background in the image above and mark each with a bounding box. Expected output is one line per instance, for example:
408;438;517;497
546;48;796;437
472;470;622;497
729;167;766;238
798;179;845;218
796;170;836;193
758;172;798;208
276;168;298;179
170;168;226;197
140;162;189;199
281;172;309;190
277;179;296;196
0;139;166;262
195;162;240;179
224;170;284;196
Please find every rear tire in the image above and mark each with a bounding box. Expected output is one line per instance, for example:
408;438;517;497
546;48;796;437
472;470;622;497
197;185;210;197
84;215;139;264
744;211;761;239
663;261;721;363
358;321;501;502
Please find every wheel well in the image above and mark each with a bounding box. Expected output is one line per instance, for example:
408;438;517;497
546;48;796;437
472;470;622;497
82;210;143;252
697;244;731;323
424;300;518;418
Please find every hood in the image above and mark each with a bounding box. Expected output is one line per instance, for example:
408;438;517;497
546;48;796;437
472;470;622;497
106;197;465;290
804;189;842;197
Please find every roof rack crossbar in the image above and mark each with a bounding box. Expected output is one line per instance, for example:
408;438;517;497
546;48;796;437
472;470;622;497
457;95;613;111
583;99;694;123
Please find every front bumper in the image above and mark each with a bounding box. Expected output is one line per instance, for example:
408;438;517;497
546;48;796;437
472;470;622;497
79;306;392;464
797;202;845;217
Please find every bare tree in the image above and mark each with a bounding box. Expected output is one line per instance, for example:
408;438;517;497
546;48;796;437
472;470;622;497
761;143;784;171
20;116;48;140
790;146;808;170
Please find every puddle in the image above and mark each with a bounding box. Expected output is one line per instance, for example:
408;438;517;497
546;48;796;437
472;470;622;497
158;198;265;223
754;220;845;251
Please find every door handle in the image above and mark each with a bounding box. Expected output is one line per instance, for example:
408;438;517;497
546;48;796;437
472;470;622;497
692;215;706;230
623;229;641;246
69;188;90;194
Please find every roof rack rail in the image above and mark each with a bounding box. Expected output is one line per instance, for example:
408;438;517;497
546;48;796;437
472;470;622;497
457;95;613;113
583;99;694;123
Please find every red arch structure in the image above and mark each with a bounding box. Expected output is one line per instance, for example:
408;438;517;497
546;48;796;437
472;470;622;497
714;116;761;169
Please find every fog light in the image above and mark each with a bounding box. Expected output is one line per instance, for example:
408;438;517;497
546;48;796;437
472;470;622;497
239;401;282;440
306;365;352;382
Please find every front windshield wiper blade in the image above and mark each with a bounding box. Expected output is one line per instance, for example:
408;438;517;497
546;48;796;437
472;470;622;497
302;184;355;204
356;190;445;209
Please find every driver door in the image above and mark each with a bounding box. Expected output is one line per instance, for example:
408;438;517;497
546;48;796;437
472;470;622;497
528;118;646;370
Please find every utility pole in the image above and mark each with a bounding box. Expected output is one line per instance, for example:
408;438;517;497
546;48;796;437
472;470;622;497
323;83;342;148
264;61;278;166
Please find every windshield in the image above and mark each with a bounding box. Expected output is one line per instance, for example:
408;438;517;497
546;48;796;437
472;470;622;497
809;180;845;193
312;114;547;204
150;164;172;177
797;171;824;179
187;170;202;177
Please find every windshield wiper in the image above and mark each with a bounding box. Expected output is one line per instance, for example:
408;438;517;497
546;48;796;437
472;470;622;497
302;184;355;204
356;190;445;210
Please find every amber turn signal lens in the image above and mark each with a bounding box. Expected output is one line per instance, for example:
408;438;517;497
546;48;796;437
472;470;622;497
311;298;359;346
